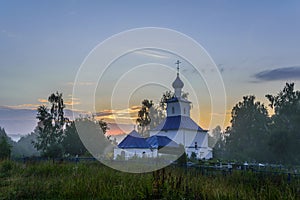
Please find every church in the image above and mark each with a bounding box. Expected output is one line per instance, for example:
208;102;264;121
113;61;212;160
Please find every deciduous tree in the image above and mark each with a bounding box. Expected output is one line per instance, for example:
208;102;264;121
222;96;270;162
0;127;12;160
33;92;68;160
266;83;300;164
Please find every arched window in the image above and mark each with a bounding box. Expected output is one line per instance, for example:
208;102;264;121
121;151;125;159
172;106;175;114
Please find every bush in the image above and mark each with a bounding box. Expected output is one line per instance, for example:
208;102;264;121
0;160;14;177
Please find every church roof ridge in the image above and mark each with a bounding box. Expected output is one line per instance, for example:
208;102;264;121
118;130;151;149
151;115;208;132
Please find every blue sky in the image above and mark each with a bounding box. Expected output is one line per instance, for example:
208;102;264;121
1;1;300;138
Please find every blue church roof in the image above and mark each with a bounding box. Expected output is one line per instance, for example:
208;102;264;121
146;135;179;149
152;115;207;132
118;130;151;149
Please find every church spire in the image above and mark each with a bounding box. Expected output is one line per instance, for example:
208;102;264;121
175;60;181;76
172;60;184;97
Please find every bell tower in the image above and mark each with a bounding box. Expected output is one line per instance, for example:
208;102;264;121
166;60;191;117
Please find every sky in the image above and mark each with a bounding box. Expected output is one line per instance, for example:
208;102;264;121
1;1;300;139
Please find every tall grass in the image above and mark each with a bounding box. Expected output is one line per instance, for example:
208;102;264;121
0;160;299;199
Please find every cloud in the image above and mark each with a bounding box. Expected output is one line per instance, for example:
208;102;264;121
1;29;18;38
64;99;80;106
96;110;113;117
95;106;140;123
134;50;170;59
3;104;41;110
38;97;80;106
253;66;300;82
38;98;48;103
106;123;135;135
130;105;141;110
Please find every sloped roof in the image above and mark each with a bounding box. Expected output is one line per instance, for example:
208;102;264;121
146;135;179;149
152;115;207;132
127;130;141;138
117;130;151;149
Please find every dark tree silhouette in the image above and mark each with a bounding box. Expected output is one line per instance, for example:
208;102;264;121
33;92;68;160
62;121;86;156
73;117;111;157
0;127;12;160
208;125;223;148
221;95;270;162
136;99;153;137
266;83;300;164
62;117;109;157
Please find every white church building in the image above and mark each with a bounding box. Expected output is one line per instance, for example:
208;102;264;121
114;61;212;160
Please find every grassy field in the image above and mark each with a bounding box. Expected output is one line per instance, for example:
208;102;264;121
0;160;299;200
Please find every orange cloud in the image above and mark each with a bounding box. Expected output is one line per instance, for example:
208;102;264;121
106;123;134;135
38;97;80;107
38;98;48;103
64;99;80;106
4;104;41;110
95;106;140;124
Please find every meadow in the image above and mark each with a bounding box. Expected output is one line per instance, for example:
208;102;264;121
0;160;299;200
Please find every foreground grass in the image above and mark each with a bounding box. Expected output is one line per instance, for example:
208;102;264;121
0;160;299;200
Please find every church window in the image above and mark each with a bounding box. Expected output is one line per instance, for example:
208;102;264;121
121;151;125;159
172;106;175;114
184;108;186;114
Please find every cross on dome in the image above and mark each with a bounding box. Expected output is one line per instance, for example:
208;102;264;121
172;60;184;97
175;60;181;76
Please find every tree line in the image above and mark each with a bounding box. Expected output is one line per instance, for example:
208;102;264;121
0;83;299;165
214;83;300;165
33;92;110;160
0;92;109;160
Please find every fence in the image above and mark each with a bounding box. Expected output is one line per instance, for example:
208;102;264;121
14;156;300;181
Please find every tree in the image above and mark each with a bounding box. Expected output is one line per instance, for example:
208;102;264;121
62;117;110;157
33;92;68;159
266;83;300;164
159;91;173;111
159;90;189;111
221;95;270;162
62;121;87;157
208;125;223;148
0;127;12;160
136;99;154;137
12;129;40;157
98;119;109;134
73;117;111;157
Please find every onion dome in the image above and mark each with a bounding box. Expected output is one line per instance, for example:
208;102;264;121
172;74;184;89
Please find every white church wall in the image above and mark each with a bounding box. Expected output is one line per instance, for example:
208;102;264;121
166;101;190;117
